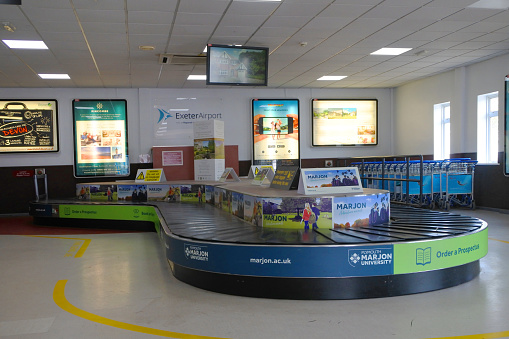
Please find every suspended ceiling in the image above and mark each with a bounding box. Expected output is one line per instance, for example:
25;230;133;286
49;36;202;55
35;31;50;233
0;0;508;88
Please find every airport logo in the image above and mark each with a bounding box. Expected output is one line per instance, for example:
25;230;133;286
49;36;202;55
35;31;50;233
156;108;222;124
184;244;209;262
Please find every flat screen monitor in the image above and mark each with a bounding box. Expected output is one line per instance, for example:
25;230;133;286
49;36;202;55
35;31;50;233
312;99;378;146
206;44;268;86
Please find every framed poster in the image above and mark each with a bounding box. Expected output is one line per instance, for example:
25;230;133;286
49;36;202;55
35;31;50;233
72;99;129;178
505;76;509;176
0;99;58;153
252;99;300;167
312;99;378;146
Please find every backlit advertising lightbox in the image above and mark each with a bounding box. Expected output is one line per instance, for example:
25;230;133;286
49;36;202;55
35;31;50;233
72;99;129;178
252;99;299;166
0;99;58;153
505;76;509;176
312;99;378;146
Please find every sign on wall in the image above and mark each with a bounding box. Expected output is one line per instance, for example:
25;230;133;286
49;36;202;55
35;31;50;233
0;99;58;153
252;99;300;167
72;99;129;178
153;96;223;146
312;99;378;146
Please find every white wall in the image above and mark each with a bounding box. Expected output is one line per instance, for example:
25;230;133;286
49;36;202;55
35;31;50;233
1;86;392;168
394;52;509;156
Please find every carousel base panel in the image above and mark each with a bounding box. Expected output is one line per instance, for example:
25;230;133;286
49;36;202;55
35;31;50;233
29;185;487;300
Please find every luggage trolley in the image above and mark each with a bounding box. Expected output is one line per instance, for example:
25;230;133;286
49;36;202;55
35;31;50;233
352;155;425;207
440;159;477;210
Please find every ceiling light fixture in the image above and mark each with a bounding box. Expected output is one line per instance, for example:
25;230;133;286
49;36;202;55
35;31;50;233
3;39;48;49
187;75;206;80
371;48;411;56
38;74;70;79
415;50;429;56
139;45;155;51
317;75;347;81
2;22;15;32
468;0;509;9
233;0;281;2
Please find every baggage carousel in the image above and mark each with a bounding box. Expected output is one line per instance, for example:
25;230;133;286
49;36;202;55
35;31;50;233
29;186;487;300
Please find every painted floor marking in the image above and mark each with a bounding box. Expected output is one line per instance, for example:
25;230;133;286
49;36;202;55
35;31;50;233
23;233;508;338
53;280;228;339
426;330;509;339
23;235;91;257
489;237;509;244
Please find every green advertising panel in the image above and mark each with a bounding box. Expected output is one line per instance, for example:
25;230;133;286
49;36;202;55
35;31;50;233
59;204;157;223
72;99;129;178
394;228;488;274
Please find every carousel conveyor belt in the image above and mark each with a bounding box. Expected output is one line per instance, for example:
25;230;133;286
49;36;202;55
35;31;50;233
154;202;485;245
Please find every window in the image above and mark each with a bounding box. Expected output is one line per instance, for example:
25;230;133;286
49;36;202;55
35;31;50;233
477;92;498;164
434;102;450;160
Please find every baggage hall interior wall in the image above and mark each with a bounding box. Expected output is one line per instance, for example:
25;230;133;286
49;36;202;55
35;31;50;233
1;52;509;213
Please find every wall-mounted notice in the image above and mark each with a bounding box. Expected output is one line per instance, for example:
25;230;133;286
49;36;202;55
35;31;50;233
162;150;183;166
0;99;58;153
72;99;129;178
252;99;299;166
312;99;378;146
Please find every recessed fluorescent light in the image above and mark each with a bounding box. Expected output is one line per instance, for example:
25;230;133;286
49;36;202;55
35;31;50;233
187;75;206;80
317;75;347;81
371;48;411;56
3;40;48;49
38;74;70;79
468;0;509;9
233;0;281;2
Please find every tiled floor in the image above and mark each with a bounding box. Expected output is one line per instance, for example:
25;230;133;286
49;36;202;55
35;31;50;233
0;208;508;339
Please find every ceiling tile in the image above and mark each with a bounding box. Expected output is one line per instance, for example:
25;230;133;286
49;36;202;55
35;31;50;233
76;9;126;23
126;0;178;12
179;0;230;14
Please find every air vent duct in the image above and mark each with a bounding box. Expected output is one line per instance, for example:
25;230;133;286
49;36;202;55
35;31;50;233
158;54;206;65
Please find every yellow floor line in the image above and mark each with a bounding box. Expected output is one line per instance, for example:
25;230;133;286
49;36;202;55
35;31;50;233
23;235;91;257
53;280;228;339
426;331;509;339
489;237;509;244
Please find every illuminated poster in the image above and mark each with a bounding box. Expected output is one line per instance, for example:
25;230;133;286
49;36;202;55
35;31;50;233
312;99;378;146
252;99;299;166
72;99;129;178
505;76;509;176
0;99;58;153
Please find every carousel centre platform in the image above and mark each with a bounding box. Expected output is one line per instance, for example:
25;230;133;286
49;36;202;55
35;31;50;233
29;180;488;300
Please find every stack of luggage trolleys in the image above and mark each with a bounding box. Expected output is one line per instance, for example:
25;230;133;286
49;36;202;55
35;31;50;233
352;157;477;210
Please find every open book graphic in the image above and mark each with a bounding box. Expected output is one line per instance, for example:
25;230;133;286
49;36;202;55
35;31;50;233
416;247;432;265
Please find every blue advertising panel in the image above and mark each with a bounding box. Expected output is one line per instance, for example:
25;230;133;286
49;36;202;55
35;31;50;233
164;232;394;278
72;99;129;178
